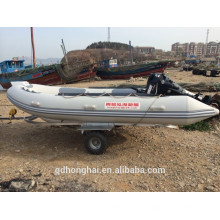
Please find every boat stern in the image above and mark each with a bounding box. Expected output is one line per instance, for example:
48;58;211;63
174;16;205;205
214;107;220;116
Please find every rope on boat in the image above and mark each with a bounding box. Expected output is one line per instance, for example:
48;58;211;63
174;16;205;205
86;93;136;99
61;92;136;99
61;92;150;99
134;94;162;126
61;93;87;98
61;92;114;98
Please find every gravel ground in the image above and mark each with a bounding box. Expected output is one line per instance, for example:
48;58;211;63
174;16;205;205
0;69;219;192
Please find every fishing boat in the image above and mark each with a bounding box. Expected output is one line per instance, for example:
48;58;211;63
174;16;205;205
96;61;168;80
0;28;96;89
0;65;62;89
0;64;96;89
7;73;219;126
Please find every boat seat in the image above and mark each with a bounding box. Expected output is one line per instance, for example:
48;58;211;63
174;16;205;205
59;88;86;94
111;88;136;94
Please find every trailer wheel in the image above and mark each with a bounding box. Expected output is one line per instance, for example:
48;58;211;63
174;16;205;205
202;70;207;76
210;70;217;77
84;131;108;154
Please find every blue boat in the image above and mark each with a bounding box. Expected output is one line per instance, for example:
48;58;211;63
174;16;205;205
0;58;25;74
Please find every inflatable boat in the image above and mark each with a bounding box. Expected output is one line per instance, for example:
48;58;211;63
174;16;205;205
7;73;219;126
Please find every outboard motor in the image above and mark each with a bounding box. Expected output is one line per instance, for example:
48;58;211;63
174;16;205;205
145;73;213;106
146;73;186;95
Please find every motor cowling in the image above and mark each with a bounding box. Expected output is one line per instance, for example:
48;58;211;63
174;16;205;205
146;73;185;95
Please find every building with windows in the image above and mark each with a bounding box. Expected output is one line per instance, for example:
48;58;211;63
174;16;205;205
171;42;220;57
171;43;185;56
206;42;220;56
171;42;191;57
196;43;205;57
188;42;197;56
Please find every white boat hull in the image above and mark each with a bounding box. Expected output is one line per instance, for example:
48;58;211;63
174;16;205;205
7;82;219;126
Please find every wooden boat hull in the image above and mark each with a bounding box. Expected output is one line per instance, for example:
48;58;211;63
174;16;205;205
74;70;96;81
98;66;166;80
0;64;96;89
96;61;168;80
0;72;63;89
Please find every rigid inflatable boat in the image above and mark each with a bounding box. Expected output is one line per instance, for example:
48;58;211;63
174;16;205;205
7;73;219;127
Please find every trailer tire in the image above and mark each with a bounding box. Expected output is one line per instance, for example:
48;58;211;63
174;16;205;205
192;69;198;75
202;70;207;76
84;131;108;154
211;70;217;77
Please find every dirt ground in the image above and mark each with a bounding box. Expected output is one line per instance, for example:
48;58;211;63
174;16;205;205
0;69;219;192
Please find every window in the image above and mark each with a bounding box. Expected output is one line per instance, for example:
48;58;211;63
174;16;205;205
8;62;12;68
12;62;15;68
109;59;117;65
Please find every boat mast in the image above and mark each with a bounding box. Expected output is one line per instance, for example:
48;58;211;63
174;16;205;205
129;40;133;65
61;39;68;64
30;27;36;68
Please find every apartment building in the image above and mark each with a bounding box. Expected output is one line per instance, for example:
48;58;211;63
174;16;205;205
217;43;220;55
189;42;197;55
171;42;209;57
171;43;186;56
197;43;205;56
206;42;220;56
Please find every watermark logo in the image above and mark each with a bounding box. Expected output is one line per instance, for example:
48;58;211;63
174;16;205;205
54;166;165;176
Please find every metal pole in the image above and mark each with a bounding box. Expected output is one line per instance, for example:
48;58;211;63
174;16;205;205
61;39;67;55
60;45;65;56
30;27;36;68
61;39;68;64
108;27;110;42
129;40;133;65
205;29;209;57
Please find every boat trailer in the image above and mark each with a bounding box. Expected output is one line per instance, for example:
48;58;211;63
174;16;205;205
24;115;115;154
23;115;178;155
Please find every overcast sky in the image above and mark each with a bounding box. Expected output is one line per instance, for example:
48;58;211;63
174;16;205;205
0;27;220;60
